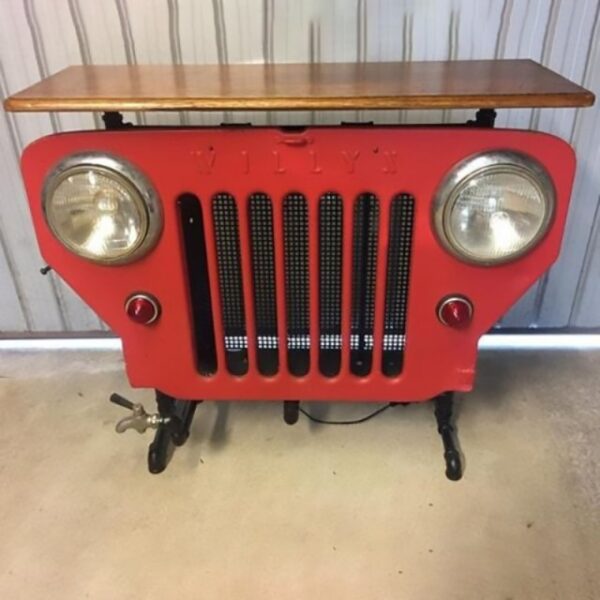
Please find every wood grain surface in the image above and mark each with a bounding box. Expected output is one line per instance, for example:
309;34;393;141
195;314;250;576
3;60;594;112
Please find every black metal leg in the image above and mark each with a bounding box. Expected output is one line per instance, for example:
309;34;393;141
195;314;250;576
147;390;201;473
148;425;173;474
283;400;300;425
171;400;199;446
434;392;463;481
147;391;175;474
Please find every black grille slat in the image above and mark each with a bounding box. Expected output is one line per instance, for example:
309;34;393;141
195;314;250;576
212;193;248;375
283;193;310;376
382;194;415;376
178;194;218;376
319;192;343;377
350;193;379;376
248;193;279;376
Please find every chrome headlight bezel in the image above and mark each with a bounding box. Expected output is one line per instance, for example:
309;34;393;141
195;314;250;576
42;152;162;265
433;150;556;266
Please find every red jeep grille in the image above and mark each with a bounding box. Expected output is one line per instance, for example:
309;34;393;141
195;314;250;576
20;127;574;401
179;190;415;380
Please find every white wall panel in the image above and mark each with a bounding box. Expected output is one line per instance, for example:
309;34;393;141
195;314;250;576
0;0;598;333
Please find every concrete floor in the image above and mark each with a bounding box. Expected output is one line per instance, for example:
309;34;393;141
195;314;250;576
0;349;599;599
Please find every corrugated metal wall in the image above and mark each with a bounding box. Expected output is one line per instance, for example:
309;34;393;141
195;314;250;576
0;0;599;333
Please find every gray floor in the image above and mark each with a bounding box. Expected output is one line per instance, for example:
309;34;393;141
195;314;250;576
0;348;599;599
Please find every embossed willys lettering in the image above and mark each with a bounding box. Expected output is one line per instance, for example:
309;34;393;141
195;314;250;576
190;147;398;174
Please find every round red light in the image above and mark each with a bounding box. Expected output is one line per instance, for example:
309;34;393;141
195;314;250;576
438;296;473;329
125;294;160;325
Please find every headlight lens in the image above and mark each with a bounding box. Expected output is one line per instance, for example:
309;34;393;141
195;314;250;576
43;154;161;264
434;151;555;265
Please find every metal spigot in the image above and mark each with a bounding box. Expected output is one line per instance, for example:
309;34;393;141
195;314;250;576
110;393;170;434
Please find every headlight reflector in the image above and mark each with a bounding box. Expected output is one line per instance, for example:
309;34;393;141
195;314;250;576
434;151;555;264
43;154;161;264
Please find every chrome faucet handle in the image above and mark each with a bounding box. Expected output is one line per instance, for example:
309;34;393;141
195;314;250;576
110;393;169;434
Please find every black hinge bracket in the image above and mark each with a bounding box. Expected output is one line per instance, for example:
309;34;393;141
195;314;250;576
102;111;134;130
467;108;497;128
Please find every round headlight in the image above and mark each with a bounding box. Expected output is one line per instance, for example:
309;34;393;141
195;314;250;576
43;153;162;264
433;151;555;265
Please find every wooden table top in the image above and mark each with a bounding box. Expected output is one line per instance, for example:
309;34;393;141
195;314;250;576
3;60;594;112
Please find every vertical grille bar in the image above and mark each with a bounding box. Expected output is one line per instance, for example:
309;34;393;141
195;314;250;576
212;192;248;376
177;194;218;376
248;193;279;376
350;193;379;376
283;193;310;376
382;194;415;376
319;192;343;377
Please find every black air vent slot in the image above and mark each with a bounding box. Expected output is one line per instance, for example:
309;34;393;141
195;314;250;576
212;192;248;376
319;192;343;377
248;193;279;376
283;193;310;376
382;194;415;377
350;193;379;376
178;194;218;376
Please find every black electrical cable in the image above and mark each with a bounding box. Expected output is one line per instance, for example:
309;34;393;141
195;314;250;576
298;402;398;425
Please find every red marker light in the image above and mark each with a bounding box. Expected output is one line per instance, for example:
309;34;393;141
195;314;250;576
125;293;160;325
438;296;473;329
